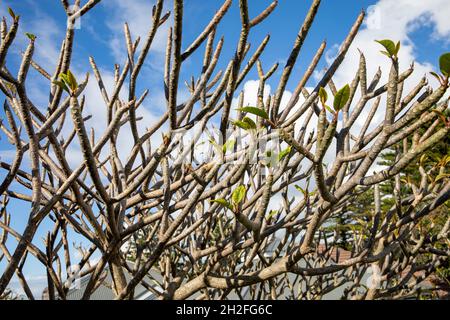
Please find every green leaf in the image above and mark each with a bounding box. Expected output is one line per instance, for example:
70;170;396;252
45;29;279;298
222;139;235;154
442;155;450;167
8;7;16;20
319;87;328;105
58;70;78;93
380;51;392;58
52;80;69;93
429;71;442;83
294;184;307;196
233;120;248;130
211;199;233;210
419;154;428;167
59;73;69;83
439;53;450;77
233;117;257;131
375;39;397;57
66;70;78;91
237;106;269;120
209;138;219;148
394;41;401;56
333;84;350;111
25;33;36;41
59;73;71;89
242;117;256;129
324;105;334;114
209;138;222;155
278;146;292;161
263;150;275;167
266;210;278;221
232;185;246;205
432;109;446;117
432;109;447;123
435;173;450;183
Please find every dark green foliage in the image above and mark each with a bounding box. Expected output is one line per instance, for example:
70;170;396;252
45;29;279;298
378;109;450;290
439;53;450;77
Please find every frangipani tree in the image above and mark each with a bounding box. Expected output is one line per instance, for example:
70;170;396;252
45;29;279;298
0;0;449;300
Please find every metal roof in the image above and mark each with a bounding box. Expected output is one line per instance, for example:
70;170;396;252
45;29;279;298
65;266;163;300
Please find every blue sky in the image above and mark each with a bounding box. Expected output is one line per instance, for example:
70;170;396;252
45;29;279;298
0;0;449;297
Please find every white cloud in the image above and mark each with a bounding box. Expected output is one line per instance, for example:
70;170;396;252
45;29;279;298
231;80;271;109
102;0;172;67
324;0;449;90
28;18;61;72
231;80;293;116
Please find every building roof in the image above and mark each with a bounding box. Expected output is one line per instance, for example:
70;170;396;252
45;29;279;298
63;264;163;300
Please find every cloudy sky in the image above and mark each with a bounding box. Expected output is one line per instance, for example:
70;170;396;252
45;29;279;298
0;0;449;298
